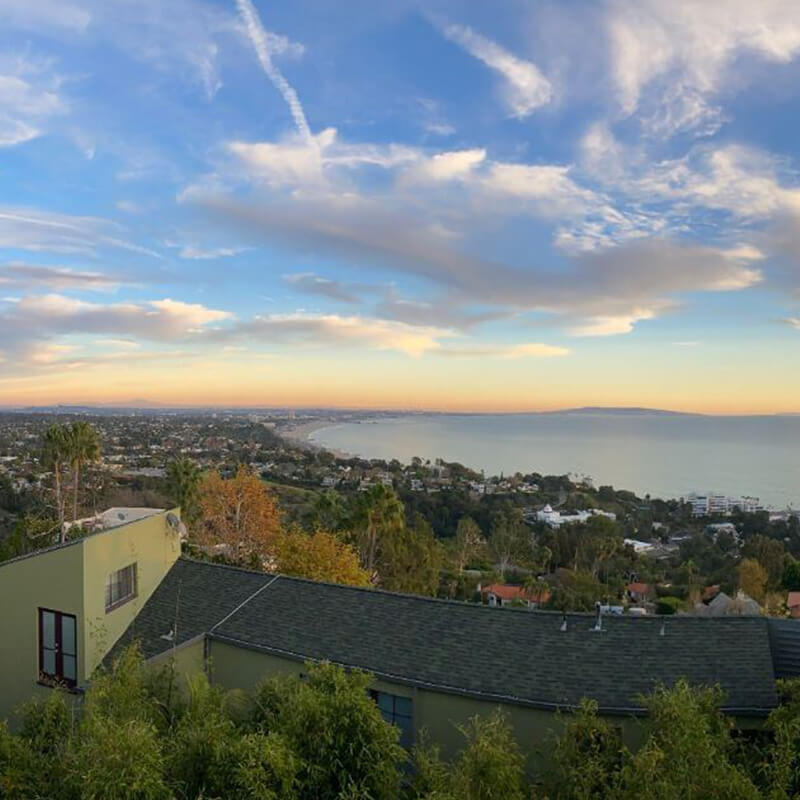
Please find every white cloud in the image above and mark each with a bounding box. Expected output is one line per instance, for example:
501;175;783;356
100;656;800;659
570;308;657;337
0;60;64;148
608;0;800;136
436;342;570;358
177;245;249;260
442;22;553;117
405;149;486;183
785;317;800;331
148;298;232;326
0;206;160;257
228;128;420;187
0;0;90;32
221;312;454;356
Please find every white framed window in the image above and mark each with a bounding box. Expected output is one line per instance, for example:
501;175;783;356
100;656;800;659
105;563;137;612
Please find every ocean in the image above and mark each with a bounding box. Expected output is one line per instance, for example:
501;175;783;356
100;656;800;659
309;412;800;509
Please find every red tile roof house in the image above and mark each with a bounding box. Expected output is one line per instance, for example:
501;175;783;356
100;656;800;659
787;592;800;619
625;582;654;604
481;583;551;608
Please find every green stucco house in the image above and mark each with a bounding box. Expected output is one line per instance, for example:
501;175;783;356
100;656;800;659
1;510;797;767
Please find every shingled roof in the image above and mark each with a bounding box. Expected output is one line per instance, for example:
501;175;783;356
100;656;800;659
110;558;779;715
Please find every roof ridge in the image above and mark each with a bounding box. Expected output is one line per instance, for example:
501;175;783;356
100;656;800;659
178;558;774;623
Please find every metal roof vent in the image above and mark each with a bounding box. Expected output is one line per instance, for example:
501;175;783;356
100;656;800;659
160;629;174;642
591;601;602;632
660;621;666;637
560;614;568;632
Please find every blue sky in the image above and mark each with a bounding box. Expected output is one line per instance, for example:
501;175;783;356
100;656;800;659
0;0;799;412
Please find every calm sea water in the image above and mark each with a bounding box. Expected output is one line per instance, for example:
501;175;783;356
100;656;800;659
309;413;800;509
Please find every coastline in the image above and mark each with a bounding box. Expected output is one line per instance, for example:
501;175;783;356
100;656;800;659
278;419;354;459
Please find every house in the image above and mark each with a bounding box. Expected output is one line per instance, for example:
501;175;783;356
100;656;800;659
480;583;551;608
695;590;762;617
787;592;800;619
625;582;653;603
0;508;182;724
624;538;655;555
0;510;794;772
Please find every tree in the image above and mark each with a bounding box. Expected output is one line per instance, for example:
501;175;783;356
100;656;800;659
411;711;525;800
453;516;484;573
616;681;760;800
378;513;443;596
66;422;101;524
489;513;526;579
742;535;786;590
41;424;70;535
250;662;405;799
783;558;800;591
165;457;202;526
196;466;282;567
544;699;626;800
352;484;405;575
738;558;768;604
311;489;347;531
274;528;370;586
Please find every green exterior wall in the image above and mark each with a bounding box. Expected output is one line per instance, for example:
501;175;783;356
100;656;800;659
82;513;181;676
0;511;181;726
0;542;85;724
204;639;645;774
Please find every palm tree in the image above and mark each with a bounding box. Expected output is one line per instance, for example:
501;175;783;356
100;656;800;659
67;422;101;523
165;457;202;525
354;484;405;574
42;424;70;539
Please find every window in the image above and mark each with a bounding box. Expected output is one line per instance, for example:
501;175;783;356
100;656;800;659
105;563;137;612
38;609;77;688
370;690;413;748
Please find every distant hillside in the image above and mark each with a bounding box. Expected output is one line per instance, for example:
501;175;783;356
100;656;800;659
552;406;701;417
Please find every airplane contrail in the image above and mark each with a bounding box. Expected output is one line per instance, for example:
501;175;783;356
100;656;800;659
235;0;313;144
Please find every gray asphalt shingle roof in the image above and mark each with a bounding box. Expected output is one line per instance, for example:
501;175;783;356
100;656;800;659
111;558;779;714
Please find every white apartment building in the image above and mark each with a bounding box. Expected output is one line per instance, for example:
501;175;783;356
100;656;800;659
688;492;763;517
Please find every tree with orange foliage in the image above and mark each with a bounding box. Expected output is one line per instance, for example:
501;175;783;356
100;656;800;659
274;528;370;587
196;466;282;567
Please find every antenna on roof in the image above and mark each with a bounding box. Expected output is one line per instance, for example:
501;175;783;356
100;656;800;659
591;601;602;632
560;614;568;632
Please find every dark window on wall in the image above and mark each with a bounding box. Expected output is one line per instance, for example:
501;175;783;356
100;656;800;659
38;609;77;688
370;690;413;748
105;563;137;612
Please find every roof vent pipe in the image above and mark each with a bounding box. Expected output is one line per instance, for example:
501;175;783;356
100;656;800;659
560;614;568;632
592;601;602;632
660;621;666;637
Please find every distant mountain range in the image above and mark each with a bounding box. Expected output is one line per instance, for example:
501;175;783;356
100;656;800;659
552;406;699;417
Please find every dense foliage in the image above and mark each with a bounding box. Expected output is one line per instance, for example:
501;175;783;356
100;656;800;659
3;647;800;799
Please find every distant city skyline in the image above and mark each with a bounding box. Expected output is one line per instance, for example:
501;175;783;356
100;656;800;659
1;1;799;413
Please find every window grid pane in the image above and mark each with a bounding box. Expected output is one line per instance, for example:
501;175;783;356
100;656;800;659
105;564;137;611
61;615;76;656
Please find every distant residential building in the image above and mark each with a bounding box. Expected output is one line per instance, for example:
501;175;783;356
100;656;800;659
695;590;761;617
788;592;800;619
706;522;740;542
536;505;617;528
480;583;550;608
689;492;763;517
625;582;653;603
624;538;655;555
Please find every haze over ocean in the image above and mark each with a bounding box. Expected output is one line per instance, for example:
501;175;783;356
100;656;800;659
311;412;800;509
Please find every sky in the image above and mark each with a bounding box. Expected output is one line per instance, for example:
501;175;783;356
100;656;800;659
0;0;799;413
